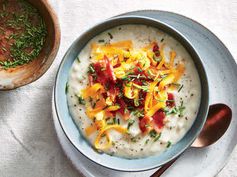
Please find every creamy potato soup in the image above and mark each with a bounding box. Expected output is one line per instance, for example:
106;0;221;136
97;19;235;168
66;25;201;158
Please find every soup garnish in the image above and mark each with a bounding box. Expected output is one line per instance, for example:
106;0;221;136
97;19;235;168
0;0;47;69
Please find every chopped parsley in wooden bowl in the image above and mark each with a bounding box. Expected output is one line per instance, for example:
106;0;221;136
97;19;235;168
0;0;60;90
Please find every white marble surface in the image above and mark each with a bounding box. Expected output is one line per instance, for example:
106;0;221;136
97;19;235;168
0;0;237;177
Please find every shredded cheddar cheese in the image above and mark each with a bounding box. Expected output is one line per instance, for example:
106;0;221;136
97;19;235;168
78;40;185;150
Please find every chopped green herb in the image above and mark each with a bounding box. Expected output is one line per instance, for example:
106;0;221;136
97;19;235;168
145;124;151;128
106;118;114;125
145;139;150;144
77;57;81;63
108;32;113;39
125;82;132;87
92;102;96;109
1;47;7;52
127;119;135;130
137;67;143;72
65;82;69;93
133;84;149;92
149;130;157;138
154;50;160;56
164;101;185;117
121;76;131;82
100;67;106;71
171;83;181;87
166;100;175;102
129;75;146;79
98;39;105;43
131;137;137;142
88;64;95;74
132;109;144;117
76;95;85;105
153;55;161;62
178;84;184;92
101;133;106;137
124;107;129;114
134;99;140;107
160;74;168;79
118;92;123;98
161;38;164;42
178;101;185;117
154;133;162;142
105;82;110;90
167;141;172;148
89;96;93;102
113;117;116;124
127;106;135;111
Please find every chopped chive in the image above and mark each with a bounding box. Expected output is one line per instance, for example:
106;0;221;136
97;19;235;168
1;47;7;52
153;55;161;62
76;95;85;105
113;117;116;124
77;57;81;63
125;82;132;87
145;139;150;144
178;84;184;92
132;109;144;117
0;0;47;68
166;100;175;102
129;75;146;79
134;99;140;107
124;108;128;114
167;141;172;148
127;119;135;130
127;106;135;111
65;82;69;93
138;67;143;72
145;124;151;128
100;67;106;71
98;39;105;43
160;74;168;79
108;32;113;39
88;64;95;74
154;133;161;142
92;102;96;109
131;137;137;142
149;130;157;138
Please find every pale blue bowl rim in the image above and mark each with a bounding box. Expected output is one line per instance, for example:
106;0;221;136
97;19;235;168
54;15;209;172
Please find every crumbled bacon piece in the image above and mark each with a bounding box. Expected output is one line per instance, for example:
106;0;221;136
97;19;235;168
152;110;165;129
166;93;175;107
139;116;151;133
93;56;116;86
116;98;130;120
153;43;160;57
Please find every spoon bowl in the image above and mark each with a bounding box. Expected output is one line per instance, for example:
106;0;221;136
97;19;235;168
151;103;232;177
192;103;232;147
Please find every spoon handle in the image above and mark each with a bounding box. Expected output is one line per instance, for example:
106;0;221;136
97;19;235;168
150;156;179;177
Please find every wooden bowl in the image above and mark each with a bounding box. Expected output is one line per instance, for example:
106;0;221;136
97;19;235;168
0;0;61;90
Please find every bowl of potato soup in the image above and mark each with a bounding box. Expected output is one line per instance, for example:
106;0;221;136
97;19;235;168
54;16;209;171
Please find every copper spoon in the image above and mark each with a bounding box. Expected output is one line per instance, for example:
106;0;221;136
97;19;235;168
151;103;232;177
